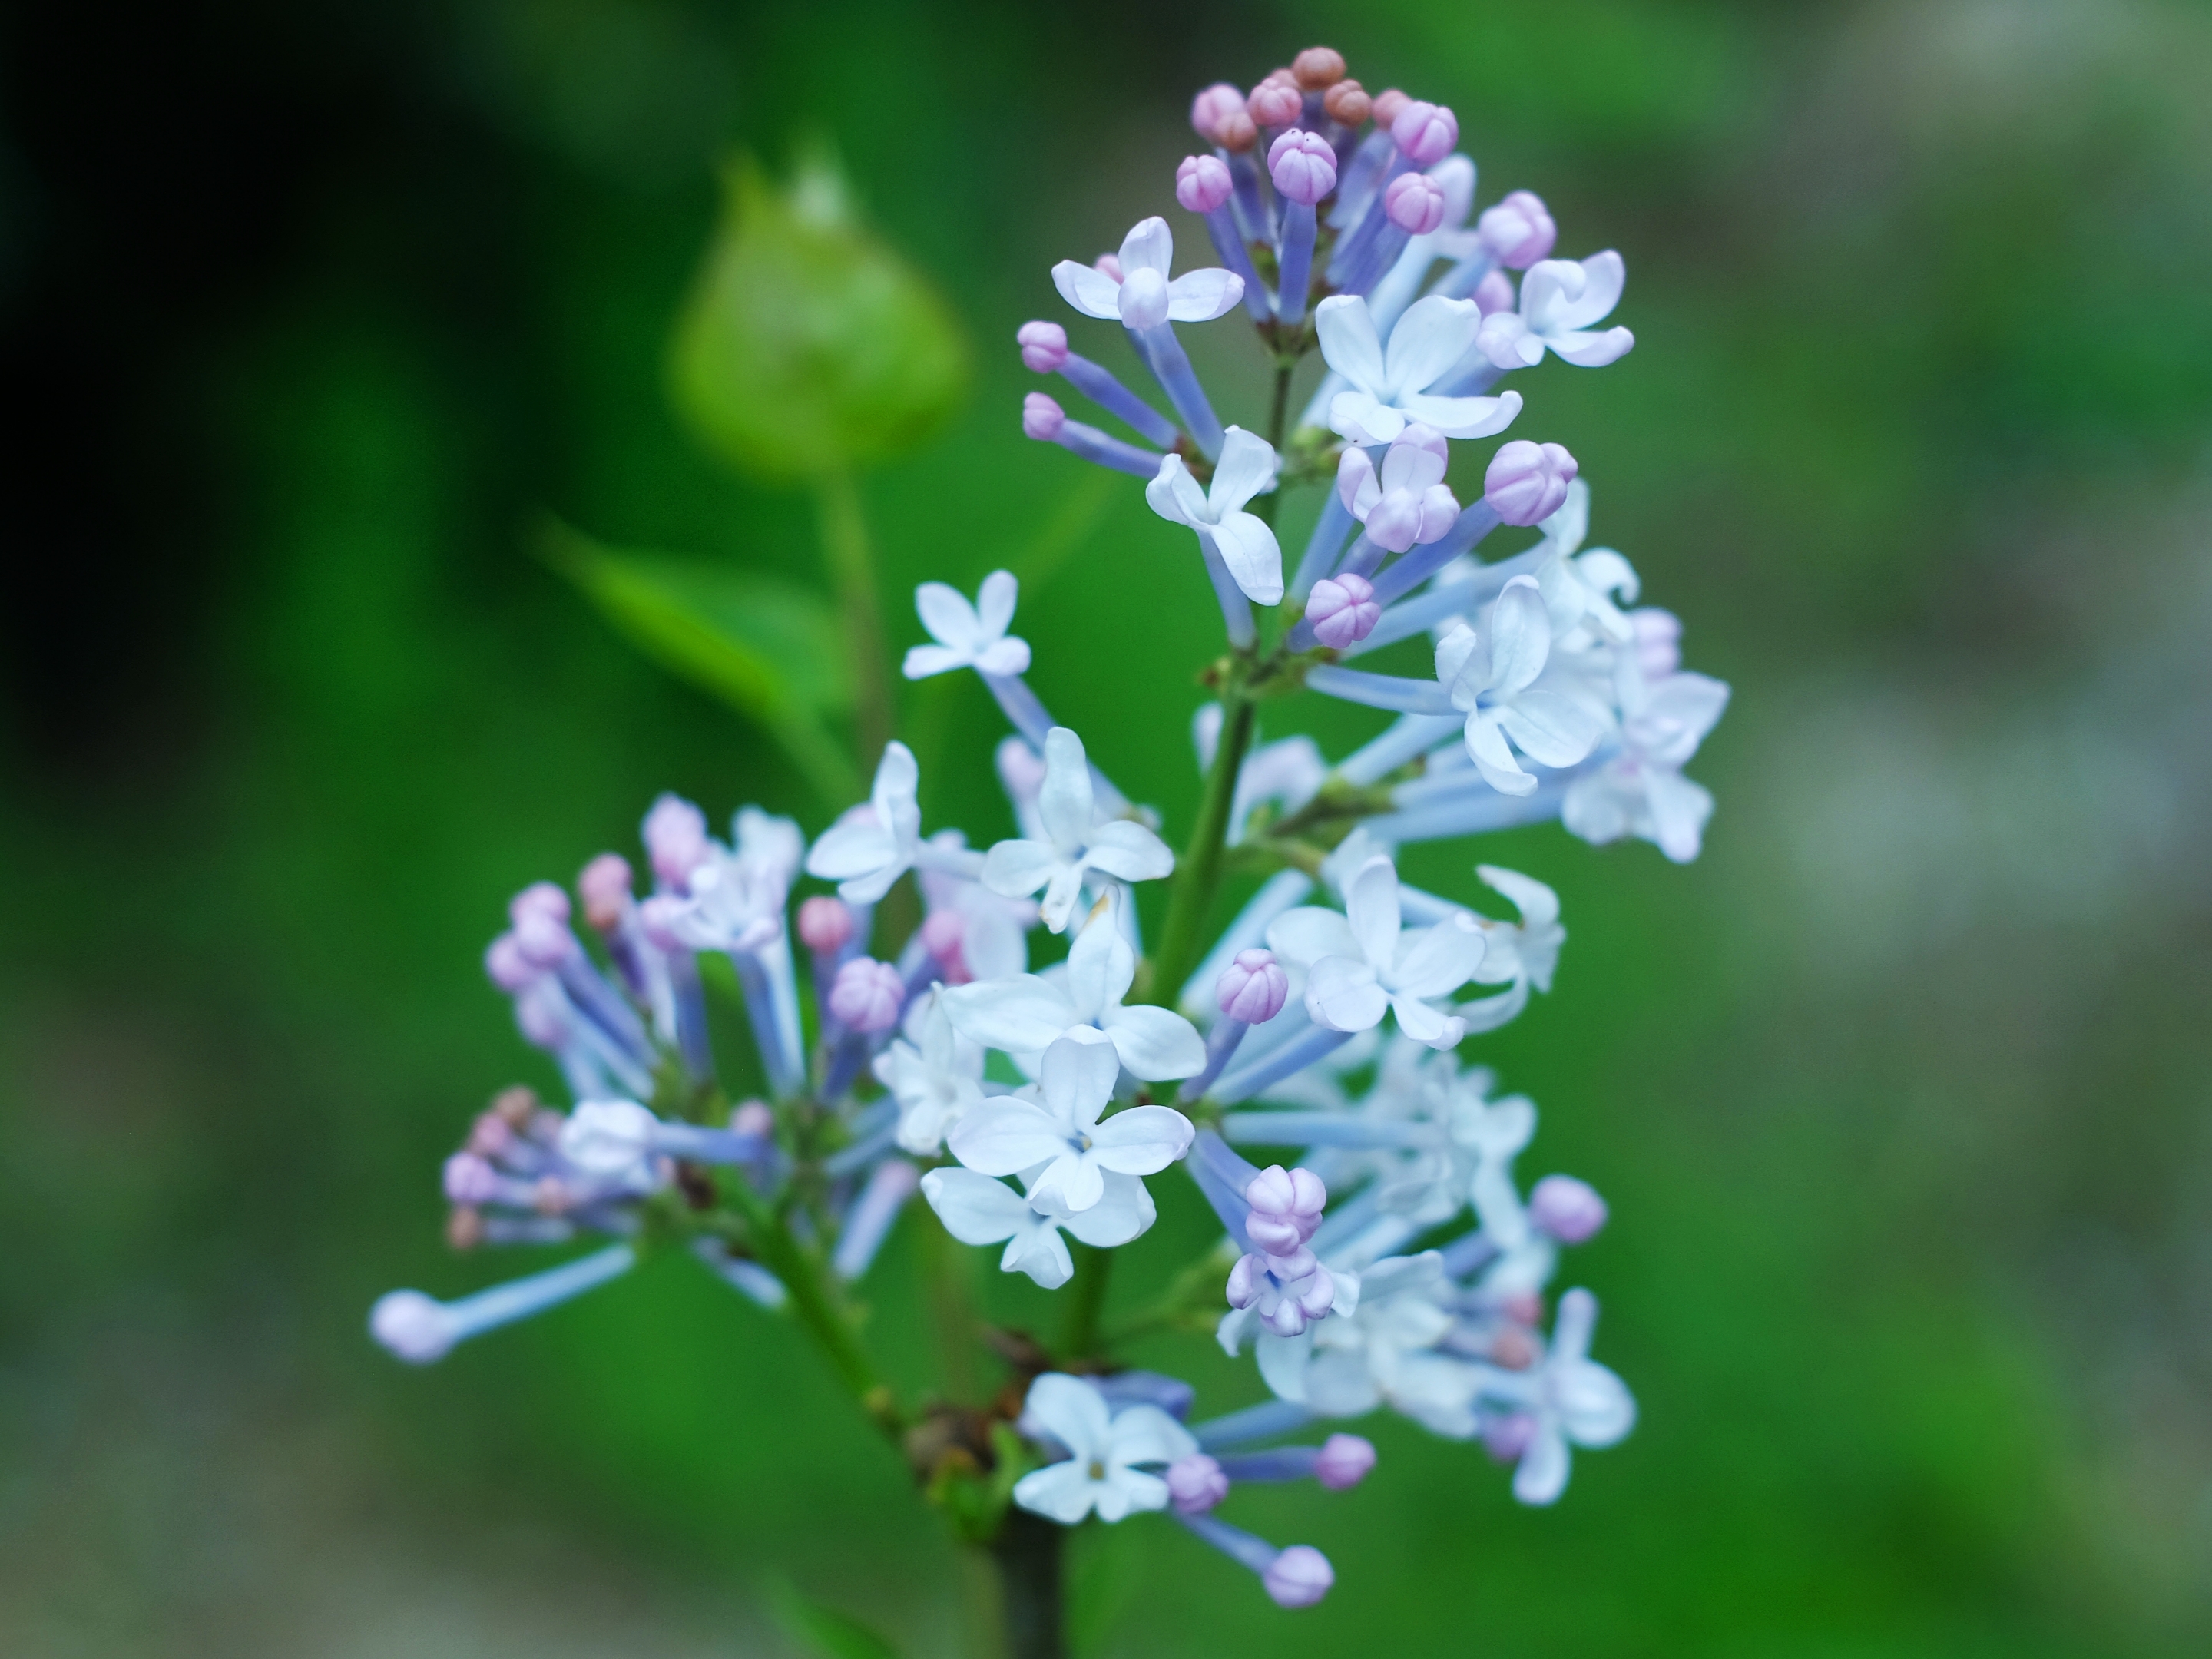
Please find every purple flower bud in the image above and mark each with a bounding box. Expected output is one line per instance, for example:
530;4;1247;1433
1263;1545;1335;1609
443;1152;500;1205
1247;79;1301;127
484;932;538;993
1174;154;1233;214
1314;1433;1376;1491
466;1111;511;1157
1482;1412;1538;1464
920;908;968;972
1093;252;1124;282
1293;46;1346;90
1476;190;1556;270
1472;267;1516;316
1305;573;1381;649
1390;100;1458;165
1167;1452;1230;1515
1528;1174;1609;1243
1371;88;1410;129
1216;947;1288;1023
578;853;632;934
1383;171;1447;236
730;1099;774;1137
1267;130;1336;206
510;892;578;969
1483;439;1578;527
1022;392;1067;442
1190;83;1246;143
641;793;710;887
1224;1252;1261;1310
1016;320;1068;373
636;893;684;952
1632;608;1682;678
370;1290;456;1364
510;880;570;928
796;895;854;953
1244;1164;1326;1253
828;957;904;1033
515;995;568;1048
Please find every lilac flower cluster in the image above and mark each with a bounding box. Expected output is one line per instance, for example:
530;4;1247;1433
371;45;1727;1624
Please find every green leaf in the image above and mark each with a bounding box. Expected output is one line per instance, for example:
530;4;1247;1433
541;519;859;803
671;146;972;482
764;1578;904;1659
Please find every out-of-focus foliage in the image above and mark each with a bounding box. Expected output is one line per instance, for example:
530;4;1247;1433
670;149;972;482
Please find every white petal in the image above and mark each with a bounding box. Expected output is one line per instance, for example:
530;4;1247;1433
1013;1459;1101;1523
1465;713;1536;796
982;838;1061;899
1208;426;1280;513
1144;455;1200;528
949;1098;1074;1177
1026;1148;1105;1215
1434;621;1481;690
1091;1467;1169;1523
1100;1005;1207;1081
1382;295;1481;395
941;973;1077;1054
1455;978;1530;1034
1059;1170;1156;1247
1497;690;1603;767
1040;1031;1121;1130
1343;854;1402;971
1038;727;1095;852
1266;907;1359;968
1304;955;1389;1032
1208;515;1285;606
1087;1104;1194;1174
1254;1327;1316;1401
1487;578;1551;694
1512;1423;1571;1505
1108;1402;1198;1469
1644;768;1715;863
1549;250;1624;331
1314;295;1385;393
1001;1222;1075;1288
914;581;980;650
1165;268;1243;322
1389;990;1459;1048
902;643;968;680
1039;863;1087;934
804;820;896;882
1398;389;1522;439
1082;819;1176;882
1063;910;1131;1021
1327;389;1403;445
920;1167;1031;1244
1478;865;1559;929
1477;311;1540;370
1557;1360;1637;1448
1391;914;1485;999
973;637;1032;676
976;570;1018;637
1051;260;1125;320
1118;216;1173;276
1549;326;1634;367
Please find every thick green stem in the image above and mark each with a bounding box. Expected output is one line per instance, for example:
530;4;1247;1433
1267;356;1295;454
814;469;895;767
1057;1243;1114;1361
1141;684;1256;1010
990;1508;1065;1659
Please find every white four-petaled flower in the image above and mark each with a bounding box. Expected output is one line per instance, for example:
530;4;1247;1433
1316;293;1522;445
1475;252;1635;370
903;571;1032;680
1437;578;1606;797
1010;1373;1198;1524
945;1031;1194;1218
804;742;923;905
1477;1287;1636;1505
1268;854;1486;1049
1146;427;1285;605
921;1163;1157;1287
1052;217;1244;333
1562;667;1730;863
982;727;1174;932
1455;866;1566;1035
872;988;987;1155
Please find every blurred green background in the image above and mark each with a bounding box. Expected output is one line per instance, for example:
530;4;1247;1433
4;1;2210;1654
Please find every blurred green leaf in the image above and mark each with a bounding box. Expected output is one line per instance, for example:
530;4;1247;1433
541;519;859;803
670;146;971;482
765;1577;903;1659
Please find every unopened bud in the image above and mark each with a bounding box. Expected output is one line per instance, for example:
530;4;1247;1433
1473;267;1516;316
1263;1545;1334;1609
1167;1452;1230;1515
1022;392;1067;442
829;957;904;1033
1476;190;1556;270
443;1152;500;1205
445;1206;484;1251
1216;111;1258;153
1293;47;1346;90
797;894;855;953
1247;80;1302;127
1383;171;1447;236
1216;947;1289;1023
730;1099;775;1137
484;932;537;993
1244;1164;1327;1252
1370;88;1410;129
1314;1433;1376;1491
1322;78;1370;125
1490;1326;1539;1369
1305;573;1381;649
1190;83;1246;143
1093;252;1123;282
493;1085;538;1128
1390;100;1458;166
1016;319;1068;373
641;793;710;887
370;1290;456;1364
1483;440;1578;527
1528;1174;1609;1243
1267;130;1336;206
1174;153;1233;215
636;892;686;952
466;1111;512;1157
1482;1412;1537;1463
578;853;632;933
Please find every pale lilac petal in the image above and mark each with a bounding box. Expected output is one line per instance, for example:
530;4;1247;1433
1305;955;1389;1031
1328;389;1404;445
902;643;969;680
1038;727;1095;851
804;820;898;881
1549;326;1635;367
921;1167;1032;1243
1315;296;1386;392
1091;1467;1168;1524
1391;914;1485;998
1082;820;1176;882
941;973;1076;1053
1002;1224;1075;1288
1165;268;1244;322
982;838;1061;899
914;581;981;650
1389;991;1461;1048
1100;1006;1206;1081
1026;1150;1105;1215
1382;295;1482;394
1513;1425;1571;1505
1477;312;1544;369
974;638;1033;676
1040;863;1087;934
1645;769;1715;863
976;570;1018;637
1063;914;1131;1021
1052;260;1124;320
1266;907;1359;967
1397;389;1522;439
1118;216;1174;277
1434;621;1482;690
1058;1171;1155;1247
1086;1104;1196;1174
1487;578;1552;694
1209;427;1280;513
1558;1363;1637;1446
1465;713;1536;796
1145;455;1205;528
1012;1459;1099;1522
950;1099;1075;1177
1496;690;1604;767
1478;864;1560;929
1041;1030;1121;1130
1209;513;1285;606
1108;1403;1199;1469
1550;250;1624;331
1343;855;1402;970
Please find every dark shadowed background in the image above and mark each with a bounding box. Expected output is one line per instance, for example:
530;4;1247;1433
4;1;2210;1654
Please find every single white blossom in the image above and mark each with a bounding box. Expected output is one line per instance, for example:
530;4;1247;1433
1010;1373;1197;1524
1436;577;1606;796
1267;853;1486;1049
1475;251;1635;370
557;1098;663;1180
873;988;987;1155
657;806;804;952
903;571;1031;680
945;1031;1194;1218
1455;866;1566;1035
1051;217;1243;331
1146;426;1285;604
920;1164;1156;1287
1563;667;1730;863
1315;293;1522;445
805;742;923;905
982;727;1174;932
1528;480;1639;647
1476;1288;1636;1505
1254;1251;1484;1437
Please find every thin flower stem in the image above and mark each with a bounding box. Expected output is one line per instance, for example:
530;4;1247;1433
1141;672;1255;1010
1057;1242;1114;1360
814;469;896;767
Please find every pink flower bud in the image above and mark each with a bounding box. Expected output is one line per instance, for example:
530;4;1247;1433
483;932;538;993
1263;1545;1334;1608
1244;1164;1326;1246
636;893;685;952
533;1174;572;1216
1322;79;1370;125
1482;1412;1538;1464
1314;1433;1376;1491
1632;608;1681;677
443;1152;499;1204
578;853;632;934
1167;1452;1229;1515
1224;1252;1261;1310
1370;88;1409;129
1267;130;1336;206
1016;319;1068;373
466;1111;512;1158
1215;110;1258;153
920;908;968;971
509;880;570;928
1472;267;1516;316
1190;83;1246;142
730;1100;774;1137
1383;171;1447;236
1175;153;1233;214
514;994;568;1048
1476;190;1556;270
1306;573;1381;649
510;901;576;969
828;957;904;1033
1500;1290;1545;1327
1093;252;1123;282
1528;1174;1608;1243
796;895;854;954
1483;440;1578;527
1216;947;1288;1023
1390;100;1458;165
1022;392;1066;442
1293;46;1346;89
1247;79;1302;127
1490;1326;1539;1369
641;793;710;887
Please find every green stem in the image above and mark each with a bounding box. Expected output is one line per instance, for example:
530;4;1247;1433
989;1508;1065;1659
1267;356;1294;453
1057;1243;1114;1361
1141;680;1256;1010
814;469;895;767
